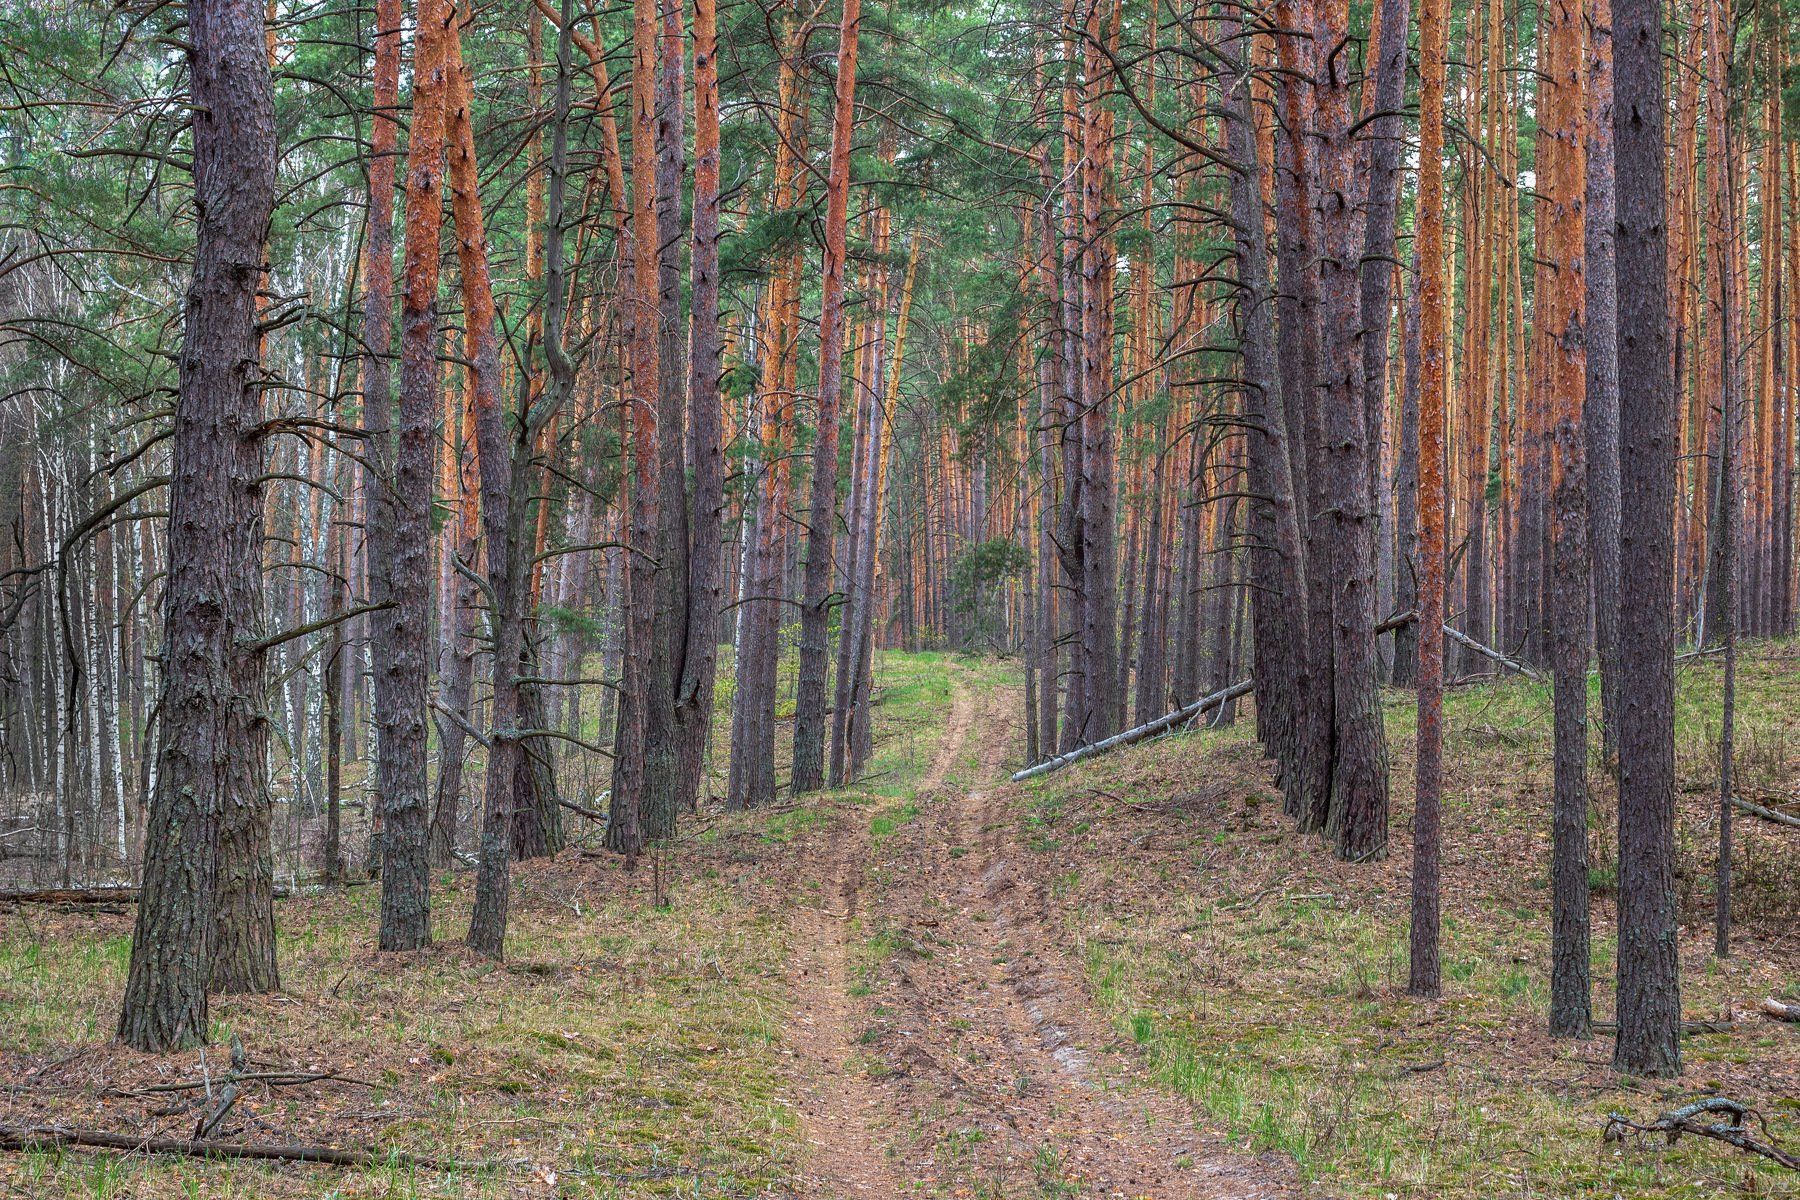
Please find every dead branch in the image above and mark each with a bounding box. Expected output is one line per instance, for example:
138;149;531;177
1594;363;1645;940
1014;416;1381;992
0;1124;492;1171
1443;625;1547;682
1604;1098;1800;1171
1733;796;1800;831
0;878;373;906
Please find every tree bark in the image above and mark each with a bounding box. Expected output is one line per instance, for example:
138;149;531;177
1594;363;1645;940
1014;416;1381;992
1410;0;1447;999
1612;0;1682;1078
1584;0;1623;763
1543;0;1591;1038
791;0;862;795
373;0;450;953
1315;0;1390;862
118;0;277;1050
675;0;724;812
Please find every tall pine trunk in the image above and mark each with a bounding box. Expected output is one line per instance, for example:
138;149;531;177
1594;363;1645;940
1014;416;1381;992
118;0;277;1050
792;0;862;794
1612;0;1682;1078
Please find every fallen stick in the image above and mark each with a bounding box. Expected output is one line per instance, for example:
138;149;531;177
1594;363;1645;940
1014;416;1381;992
0;887;138;905
1733;796;1800;831
0;878;374;906
0;1124;481;1171
105;1070;375;1098
1010;615;1545;783
1760;997;1800;1023
1011;680;1254;782
1604;1098;1800;1171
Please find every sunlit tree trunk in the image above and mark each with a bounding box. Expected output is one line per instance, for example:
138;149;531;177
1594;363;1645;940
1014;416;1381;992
792;0;862;794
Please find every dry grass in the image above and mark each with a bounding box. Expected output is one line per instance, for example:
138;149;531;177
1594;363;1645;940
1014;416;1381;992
1011;641;1800;1199
0;845;802;1198
0;648;992;1198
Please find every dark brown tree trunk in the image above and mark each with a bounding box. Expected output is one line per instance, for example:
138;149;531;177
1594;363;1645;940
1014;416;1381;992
1612;0;1682;1078
1218;7;1309;812
1272;0;1332;832
1315;0;1390;862
468;0;576;954
118;0;277;1050
607;0;666;850
637;0;689;840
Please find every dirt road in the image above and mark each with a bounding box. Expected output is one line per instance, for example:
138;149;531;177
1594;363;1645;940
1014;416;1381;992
786;671;1292;1198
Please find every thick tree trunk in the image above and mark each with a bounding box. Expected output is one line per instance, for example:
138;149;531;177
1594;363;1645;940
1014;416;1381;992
1272;0;1332;832
1217;10;1307;809
1612;0;1682;1078
637;0;689;841
118;0;277;1050
1315;0;1390;862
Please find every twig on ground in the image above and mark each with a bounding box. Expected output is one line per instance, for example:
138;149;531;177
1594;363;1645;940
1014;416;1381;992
1604;1098;1800;1171
0;1124;504;1171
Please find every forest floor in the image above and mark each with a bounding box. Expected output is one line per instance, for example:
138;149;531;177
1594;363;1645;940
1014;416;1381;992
1;647;1798;1197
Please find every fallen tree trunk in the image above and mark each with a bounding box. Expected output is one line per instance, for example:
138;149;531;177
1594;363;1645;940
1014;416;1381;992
1760;997;1800;1022
1010;616;1538;783
0;888;138;905
0;878;375;906
1011;680;1254;783
1734;796;1800;830
0;1124;476;1170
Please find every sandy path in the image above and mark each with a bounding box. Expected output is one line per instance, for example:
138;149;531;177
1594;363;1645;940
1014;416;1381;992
786;674;1288;1197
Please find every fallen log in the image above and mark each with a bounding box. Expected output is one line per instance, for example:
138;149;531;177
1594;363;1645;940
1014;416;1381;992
1011;679;1254;783
1009;616;1547;783
1760;997;1800;1023
0;877;375;906
1734;796;1800;831
0;887;139;905
1604;1098;1800;1171
0;1123;481;1171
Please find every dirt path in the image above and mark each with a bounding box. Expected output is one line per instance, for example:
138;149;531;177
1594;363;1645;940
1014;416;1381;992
784;806;903;1197
788;674;1289;1197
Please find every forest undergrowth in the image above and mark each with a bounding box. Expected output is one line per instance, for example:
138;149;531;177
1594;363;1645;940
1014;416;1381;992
3;646;1798;1197
0;652;972;1198
1015;643;1800;1199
